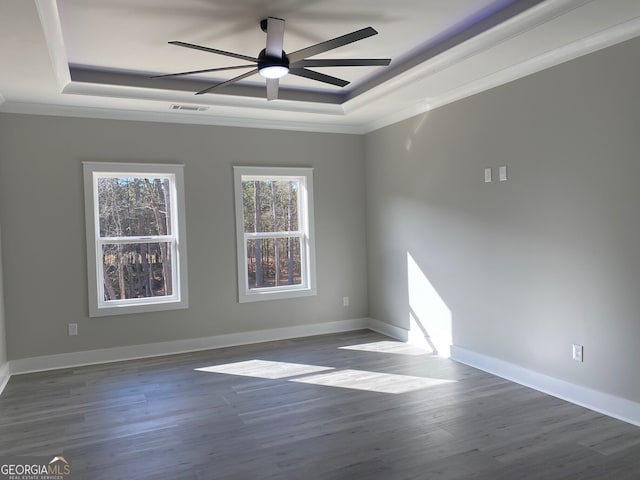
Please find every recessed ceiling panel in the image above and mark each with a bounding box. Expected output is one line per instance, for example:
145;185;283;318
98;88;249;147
57;0;518;96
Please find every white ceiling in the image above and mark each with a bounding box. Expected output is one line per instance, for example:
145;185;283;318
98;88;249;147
1;0;639;133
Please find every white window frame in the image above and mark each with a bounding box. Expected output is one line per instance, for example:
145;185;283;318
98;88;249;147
83;162;188;317
233;166;317;303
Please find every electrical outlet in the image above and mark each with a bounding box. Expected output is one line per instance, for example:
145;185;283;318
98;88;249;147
484;167;492;183
68;323;78;336
343;296;349;307
572;344;583;362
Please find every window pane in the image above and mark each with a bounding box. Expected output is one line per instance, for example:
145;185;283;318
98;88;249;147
242;179;299;233
246;237;302;289
97;177;172;237
101;242;173;300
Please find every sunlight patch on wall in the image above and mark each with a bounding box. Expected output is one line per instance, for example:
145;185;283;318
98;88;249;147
291;369;455;394
405;110;430;153
195;359;334;379
407;252;453;357
339;340;431;356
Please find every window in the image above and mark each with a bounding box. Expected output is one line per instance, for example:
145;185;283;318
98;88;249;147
83;162;188;317
234;166;316;302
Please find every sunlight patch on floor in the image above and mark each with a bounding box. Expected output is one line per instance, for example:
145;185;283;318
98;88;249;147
195;359;334;379
291;369;456;394
196;359;456;394
339;340;431;356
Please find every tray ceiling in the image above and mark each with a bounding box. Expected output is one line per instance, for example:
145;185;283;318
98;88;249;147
1;0;639;133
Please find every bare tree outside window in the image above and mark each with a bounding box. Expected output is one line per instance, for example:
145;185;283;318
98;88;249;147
243;179;301;289
97;177;173;301
84;162;188;317
234;167;316;303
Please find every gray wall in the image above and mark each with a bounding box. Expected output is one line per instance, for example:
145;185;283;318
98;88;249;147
365;36;640;403
0;115;368;360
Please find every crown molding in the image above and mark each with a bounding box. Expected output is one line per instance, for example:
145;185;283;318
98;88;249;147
426;16;640;112
360;14;640;133
0;99;363;134
357;2;640;133
35;0;70;91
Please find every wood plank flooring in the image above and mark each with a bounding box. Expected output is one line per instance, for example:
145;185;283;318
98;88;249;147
1;330;639;479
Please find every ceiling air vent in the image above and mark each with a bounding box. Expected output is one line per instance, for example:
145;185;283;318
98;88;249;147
170;104;209;112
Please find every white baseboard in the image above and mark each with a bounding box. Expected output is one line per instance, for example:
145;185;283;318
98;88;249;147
367;318;408;342
9;318;370;375
0;361;10;395
451;345;640;428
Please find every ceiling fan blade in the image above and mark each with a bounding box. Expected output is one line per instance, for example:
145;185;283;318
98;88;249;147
152;64;256;79
266;78;279;101
289;68;350;88
288;27;378;64
291;58;391;68
169;41;257;63
265;17;285;58
195;68;259;95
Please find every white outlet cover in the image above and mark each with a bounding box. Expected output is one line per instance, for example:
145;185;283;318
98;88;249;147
572;344;583;362
499;165;508;181
484;167;492;183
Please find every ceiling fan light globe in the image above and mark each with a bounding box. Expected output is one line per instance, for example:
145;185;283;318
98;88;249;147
259;65;289;79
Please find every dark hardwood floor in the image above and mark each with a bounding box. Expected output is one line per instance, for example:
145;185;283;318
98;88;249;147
1;330;639;479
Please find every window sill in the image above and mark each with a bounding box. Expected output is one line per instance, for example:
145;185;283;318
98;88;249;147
89;298;189;317
238;287;317;304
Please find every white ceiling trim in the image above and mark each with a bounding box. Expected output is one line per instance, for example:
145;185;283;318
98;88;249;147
62;81;347;116
0;98;363;134
427;15;640;111
359;6;640;132
35;0;70;91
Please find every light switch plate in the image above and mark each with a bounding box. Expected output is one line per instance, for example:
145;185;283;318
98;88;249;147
484;167;492;183
499;165;508;181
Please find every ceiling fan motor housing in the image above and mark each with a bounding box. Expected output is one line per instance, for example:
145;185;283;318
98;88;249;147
257;49;290;78
258;49;290;69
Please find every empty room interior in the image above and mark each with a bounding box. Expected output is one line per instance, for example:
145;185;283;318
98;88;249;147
1;0;640;478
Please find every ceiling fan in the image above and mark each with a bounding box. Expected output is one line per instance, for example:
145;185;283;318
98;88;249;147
153;17;391;101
